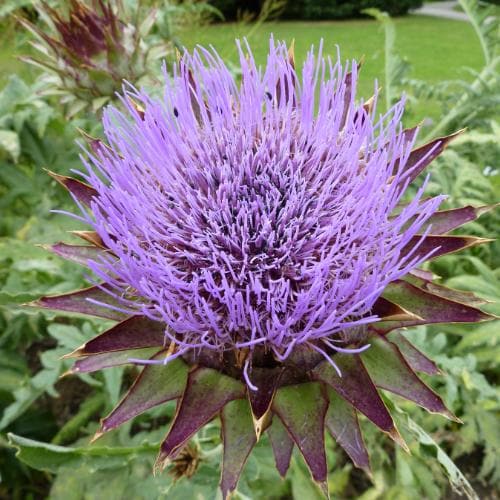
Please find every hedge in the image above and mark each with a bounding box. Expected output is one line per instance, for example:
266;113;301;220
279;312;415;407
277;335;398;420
208;0;423;21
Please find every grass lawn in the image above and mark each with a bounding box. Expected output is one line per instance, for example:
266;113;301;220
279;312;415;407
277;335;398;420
1;15;483;120
179;16;483;120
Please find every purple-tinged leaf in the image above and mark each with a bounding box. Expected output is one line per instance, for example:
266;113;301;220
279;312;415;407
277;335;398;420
66;316;165;357
187;69;203;123
44;242;109;266
362;94;376;115
71;347;159;373
32;285;128;321
397;130;463;184
47;170;98;206
312;355;394;434
373;280;494;332
325;387;370;474
340;69;355;129
220;399;257;499
267;416;294;478
70;230;106;248
386;331;440;375
77;129;113;156
401;235;492;262
372;296;422;321
272;382;328;484
98;356;188;435
246;367;282;438
420;204;499;235
401;125;419;145
156;368;245;468
361;336;458;421
405;276;487;308
312;357;409;451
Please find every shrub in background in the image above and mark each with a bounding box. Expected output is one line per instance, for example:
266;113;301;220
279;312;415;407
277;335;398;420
209;0;423;20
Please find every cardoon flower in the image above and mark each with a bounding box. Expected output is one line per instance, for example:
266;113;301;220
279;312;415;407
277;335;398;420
36;40;495;497
19;0;169;114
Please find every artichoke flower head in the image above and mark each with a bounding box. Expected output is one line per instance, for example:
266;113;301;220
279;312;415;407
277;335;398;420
37;39;496;498
19;0;170;115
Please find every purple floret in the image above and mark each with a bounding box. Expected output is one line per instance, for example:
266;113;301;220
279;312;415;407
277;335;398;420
76;38;444;363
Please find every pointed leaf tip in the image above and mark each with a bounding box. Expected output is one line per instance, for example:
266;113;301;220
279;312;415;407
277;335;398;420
376;280;495;333
312;354;395;434
272;382;328;483
46;170;97;206
34;285;128;321
318;481;330;499
362;336;458;422
387;331;440;375
397;130;463;184
100;356;188;434
46;242;109;267
325;388;370;473
267;415;294;478
246;366;282;437
72;347;159;373
388;426;410;453
74;316;165;356
421;203;500;235
401;235;493;262
405;275;488;308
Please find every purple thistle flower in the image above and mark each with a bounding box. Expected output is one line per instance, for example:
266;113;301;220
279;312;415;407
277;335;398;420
37;38;495;497
79;39;442;365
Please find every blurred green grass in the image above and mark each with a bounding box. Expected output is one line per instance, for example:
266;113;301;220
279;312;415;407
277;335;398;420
179;16;483;120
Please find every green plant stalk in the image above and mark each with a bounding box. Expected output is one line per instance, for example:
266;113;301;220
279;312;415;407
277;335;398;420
458;0;493;64
362;8;397;111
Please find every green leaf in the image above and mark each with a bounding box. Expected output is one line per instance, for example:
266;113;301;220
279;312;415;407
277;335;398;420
0;349;62;430
0;130;20;162
273;382;328;485
0;0;33;19
405;416;479;500
289;457;325;500
220;398;256;498
8;433;158;473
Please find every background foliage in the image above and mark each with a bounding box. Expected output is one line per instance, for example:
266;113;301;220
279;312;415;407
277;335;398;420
0;1;498;499
209;0;423;20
